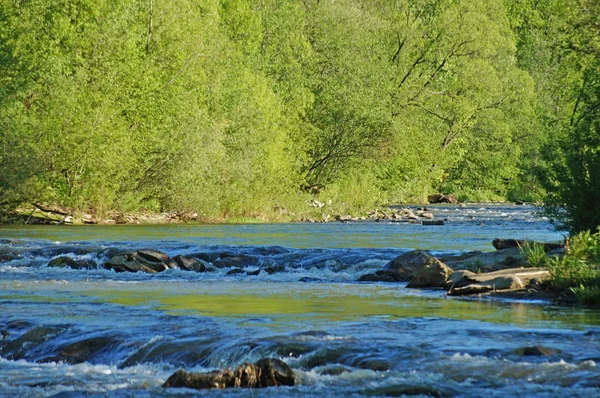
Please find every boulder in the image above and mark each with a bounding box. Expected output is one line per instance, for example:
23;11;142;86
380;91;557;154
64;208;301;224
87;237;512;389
446;247;524;271
173;255;207;272
492;238;563;252
447;268;549;296
383;250;436;282
162;358;294;390
103;249;176;273
406;259;453;288
427;194;458;204
422;220;445;226
48;256;97;270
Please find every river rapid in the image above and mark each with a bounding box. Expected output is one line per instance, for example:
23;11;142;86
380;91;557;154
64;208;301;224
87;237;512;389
1;204;599;397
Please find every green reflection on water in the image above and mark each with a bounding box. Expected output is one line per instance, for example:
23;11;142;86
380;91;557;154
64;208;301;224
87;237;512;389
6;280;596;329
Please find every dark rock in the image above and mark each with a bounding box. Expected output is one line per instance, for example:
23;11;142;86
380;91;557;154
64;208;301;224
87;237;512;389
383;250;436;282
214;254;258;268
406;259;453;288
103;249;175;273
136;249;178;269
48;256;97;270
163;358;294;390
173;255;206;272
513;346;558;356
42;336;119;364
492;238;563;252
246;269;261;276
365;384;452;397
422;220;445;226
358;273;396;282
515;201;525;205
190;252;220;262
226;268;245;275
299;277;325;283
427;194;458;204
262;265;285;274
254;358;295;387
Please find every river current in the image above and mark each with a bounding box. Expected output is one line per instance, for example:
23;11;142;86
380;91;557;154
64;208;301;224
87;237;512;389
1;204;599;397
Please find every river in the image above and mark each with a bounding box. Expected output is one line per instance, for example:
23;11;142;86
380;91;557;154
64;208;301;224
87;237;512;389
1;204;599;397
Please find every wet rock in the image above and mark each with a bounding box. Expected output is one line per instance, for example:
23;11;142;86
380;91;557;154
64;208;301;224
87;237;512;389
214;254;258;268
383;250;437;282
513;345;558;357
422;220;445;226
299;277;326;282
427;194;458;204
246;269;261;276
136;249;178;269
48;256;97;270
406;259;453;288
317;365;351;376
173;255;207;272
365;384;453;397
226;268;246;275
262;265;285;274
103;249;176;273
190;252;220;262
358;273;397;283
254;358;296;387
492;238;563;252
43;336;119;364
162;358;294;390
309;259;345;272
0;325;65;360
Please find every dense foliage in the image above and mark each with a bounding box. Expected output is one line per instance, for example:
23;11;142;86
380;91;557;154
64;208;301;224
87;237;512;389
0;0;597;225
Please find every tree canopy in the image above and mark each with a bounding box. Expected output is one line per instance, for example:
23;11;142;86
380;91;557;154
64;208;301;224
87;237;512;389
0;0;597;228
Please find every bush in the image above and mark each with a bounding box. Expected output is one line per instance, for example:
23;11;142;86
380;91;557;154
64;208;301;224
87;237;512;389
547;229;600;306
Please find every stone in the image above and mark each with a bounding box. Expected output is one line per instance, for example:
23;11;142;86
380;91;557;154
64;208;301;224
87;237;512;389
422;220;445;226
447;247;524;271
48;256;97;270
163;358;294;390
492;238;563;252
446;268;549;296
103;249;176;273
427;194;458;204
358;273;397;282
136;249;178;269
226;268;245;275
213;254;258;268
406;259;453;288
173;255;206;272
383;250;436;282
513;346;558;356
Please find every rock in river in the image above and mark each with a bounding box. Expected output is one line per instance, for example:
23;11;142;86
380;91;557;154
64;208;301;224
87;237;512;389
163;358;295;390
383;250;438;282
103;249;177;273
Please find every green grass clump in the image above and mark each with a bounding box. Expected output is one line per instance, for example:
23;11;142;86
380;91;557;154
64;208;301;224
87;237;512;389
547;229;600;307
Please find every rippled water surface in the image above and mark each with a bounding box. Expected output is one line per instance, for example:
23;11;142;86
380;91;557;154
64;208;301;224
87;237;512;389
1;204;599;397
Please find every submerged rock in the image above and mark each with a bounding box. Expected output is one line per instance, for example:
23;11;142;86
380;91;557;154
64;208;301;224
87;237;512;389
162;358;294;390
48;256;97;270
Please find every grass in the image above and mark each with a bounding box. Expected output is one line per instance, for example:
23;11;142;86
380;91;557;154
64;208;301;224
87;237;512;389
538;229;600;307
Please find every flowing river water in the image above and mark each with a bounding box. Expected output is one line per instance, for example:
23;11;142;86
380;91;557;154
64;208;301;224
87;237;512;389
1;204;599;397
